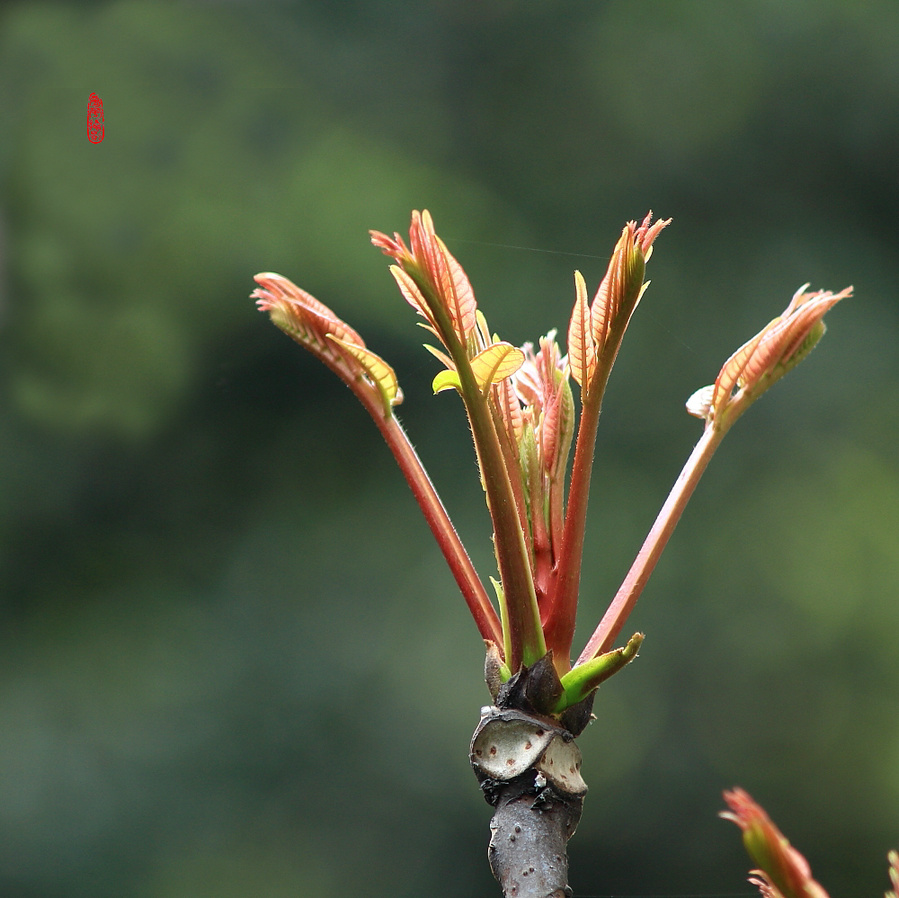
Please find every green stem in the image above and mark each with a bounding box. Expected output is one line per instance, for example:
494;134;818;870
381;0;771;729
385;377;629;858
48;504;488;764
414;278;544;671
456;353;545;670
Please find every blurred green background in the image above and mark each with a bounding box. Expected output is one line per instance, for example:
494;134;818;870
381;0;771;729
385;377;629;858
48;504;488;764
2;2;897;896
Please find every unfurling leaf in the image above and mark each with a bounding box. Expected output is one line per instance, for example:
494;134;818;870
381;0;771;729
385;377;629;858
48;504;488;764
254;272;366;353
327;335;403;415
567;270;596;390
390;265;438;331
435;234;478;340
589;221;648;360
470;342;525;396
685;384;715;419
375;211;478;349
433;368;463;394
721;788;830;898
691;284;852;428
554;632;643;712
495;374;524;445
886;850;898;898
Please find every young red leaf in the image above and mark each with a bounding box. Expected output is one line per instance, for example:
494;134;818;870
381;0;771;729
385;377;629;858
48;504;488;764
494;372;524;445
721;788;830;898
254;272;365;351
390;265;440;332
435;235;478;342
693;284;853;428
567;270;596;390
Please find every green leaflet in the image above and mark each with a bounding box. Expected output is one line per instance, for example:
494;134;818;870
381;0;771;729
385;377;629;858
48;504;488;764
470;342;525;396
554;632;644;713
490;576;513;671
432;368;462;394
432;341;524;397
327;335;402;416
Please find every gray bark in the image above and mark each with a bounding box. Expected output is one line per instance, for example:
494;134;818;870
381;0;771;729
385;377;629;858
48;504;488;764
470;704;588;898
486;774;583;898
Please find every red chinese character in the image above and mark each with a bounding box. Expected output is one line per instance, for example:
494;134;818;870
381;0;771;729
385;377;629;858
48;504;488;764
87;93;104;144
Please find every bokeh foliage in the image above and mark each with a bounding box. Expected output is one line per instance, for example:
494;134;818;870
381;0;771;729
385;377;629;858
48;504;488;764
1;2;897;897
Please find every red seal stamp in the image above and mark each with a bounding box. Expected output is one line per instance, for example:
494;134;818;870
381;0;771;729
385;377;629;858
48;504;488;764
87;93;104;144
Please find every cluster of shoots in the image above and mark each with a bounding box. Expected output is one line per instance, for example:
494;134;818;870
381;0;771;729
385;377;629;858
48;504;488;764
253;209;850;716
253;211;897;894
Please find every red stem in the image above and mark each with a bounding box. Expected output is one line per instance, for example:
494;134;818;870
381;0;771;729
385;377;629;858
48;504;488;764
540;389;602;666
